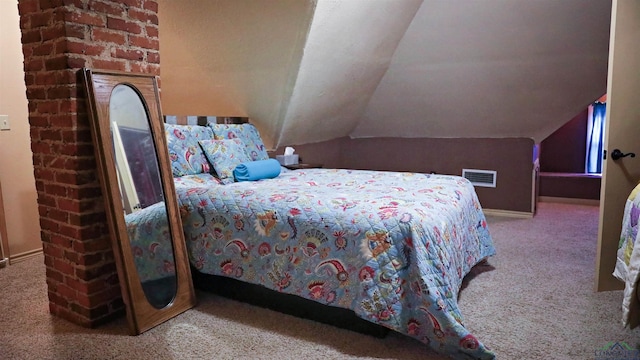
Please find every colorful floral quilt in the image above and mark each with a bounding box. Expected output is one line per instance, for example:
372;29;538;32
614;182;640;329
125;201;176;283
175;168;496;359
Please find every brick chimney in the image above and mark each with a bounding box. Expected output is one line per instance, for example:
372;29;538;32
18;0;160;327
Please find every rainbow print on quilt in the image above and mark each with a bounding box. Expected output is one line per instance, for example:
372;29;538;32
175;168;496;359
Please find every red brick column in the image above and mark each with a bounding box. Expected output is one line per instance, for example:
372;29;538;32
18;0;160;327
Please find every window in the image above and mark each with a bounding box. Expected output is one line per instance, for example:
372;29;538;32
585;101;606;174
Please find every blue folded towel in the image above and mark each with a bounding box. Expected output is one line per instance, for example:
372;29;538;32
234;159;281;182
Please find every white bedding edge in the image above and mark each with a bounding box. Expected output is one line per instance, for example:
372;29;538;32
614;189;640;328
621;237;640;328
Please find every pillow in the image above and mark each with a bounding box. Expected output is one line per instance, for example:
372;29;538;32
234;159;281;182
208;123;269;161
164;124;214;177
199;139;251;184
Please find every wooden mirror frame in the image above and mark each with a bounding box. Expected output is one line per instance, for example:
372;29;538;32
83;69;196;334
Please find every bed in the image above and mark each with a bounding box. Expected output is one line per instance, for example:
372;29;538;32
125;121;498;359
614;182;640;329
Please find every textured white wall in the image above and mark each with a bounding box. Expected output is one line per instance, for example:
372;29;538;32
352;0;611;142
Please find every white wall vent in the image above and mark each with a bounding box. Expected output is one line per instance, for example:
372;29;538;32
462;169;497;188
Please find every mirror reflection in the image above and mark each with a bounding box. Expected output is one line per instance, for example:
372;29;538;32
109;84;177;309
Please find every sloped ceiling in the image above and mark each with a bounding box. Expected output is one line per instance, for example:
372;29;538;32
158;0;612;148
276;0;423;146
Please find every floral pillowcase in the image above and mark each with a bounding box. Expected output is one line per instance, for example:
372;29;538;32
199;139;251;184
208;123;269;161
164;124;214;177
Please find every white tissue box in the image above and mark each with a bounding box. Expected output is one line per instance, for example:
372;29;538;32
276;155;299;166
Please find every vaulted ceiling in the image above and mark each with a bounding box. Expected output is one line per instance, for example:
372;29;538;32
158;0;612;148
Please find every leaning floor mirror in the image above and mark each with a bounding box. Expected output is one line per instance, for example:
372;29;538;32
83;69;196;334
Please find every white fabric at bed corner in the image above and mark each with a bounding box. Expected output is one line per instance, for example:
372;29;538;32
621;241;640;328
613;184;640;329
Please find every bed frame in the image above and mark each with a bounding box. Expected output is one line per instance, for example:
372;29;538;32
191;268;390;338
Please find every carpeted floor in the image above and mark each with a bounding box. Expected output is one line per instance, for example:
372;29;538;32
0;202;638;359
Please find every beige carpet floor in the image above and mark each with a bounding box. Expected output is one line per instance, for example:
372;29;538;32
0;202;639;359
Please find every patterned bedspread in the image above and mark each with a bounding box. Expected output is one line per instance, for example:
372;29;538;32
175;168;496;359
614;183;640;329
125;201;176;283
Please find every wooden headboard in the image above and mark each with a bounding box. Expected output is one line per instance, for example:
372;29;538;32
163;115;249;126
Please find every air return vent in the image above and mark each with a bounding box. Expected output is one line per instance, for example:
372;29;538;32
462;169;497;188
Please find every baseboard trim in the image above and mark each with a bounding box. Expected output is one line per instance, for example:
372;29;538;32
483;208;534;219
9;248;43;265
538;196;600;206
